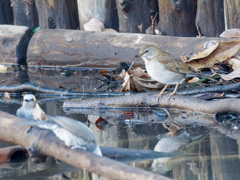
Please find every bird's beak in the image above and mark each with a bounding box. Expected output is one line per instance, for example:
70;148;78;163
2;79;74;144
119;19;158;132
135;51;146;58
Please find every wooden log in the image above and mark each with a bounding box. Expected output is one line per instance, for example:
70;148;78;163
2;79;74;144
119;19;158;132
63;92;240;114
77;0;118;30
158;0;197;37
12;0;39;28
116;0;158;33
27;29;221;67
224;0;240;29
0;25;28;65
0;0;13;24
0;111;171;180
196;0;224;37
34;0;79;29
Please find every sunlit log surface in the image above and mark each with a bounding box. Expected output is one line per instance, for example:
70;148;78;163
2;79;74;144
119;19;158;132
0;111;171;180
27;29;221;67
63;92;240;114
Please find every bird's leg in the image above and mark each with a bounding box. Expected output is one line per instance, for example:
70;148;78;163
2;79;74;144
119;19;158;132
157;84;169;102
167;82;179;100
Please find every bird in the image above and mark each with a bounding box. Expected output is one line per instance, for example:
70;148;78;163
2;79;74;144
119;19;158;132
16;94;47;121
136;45;212;100
16;94;102;156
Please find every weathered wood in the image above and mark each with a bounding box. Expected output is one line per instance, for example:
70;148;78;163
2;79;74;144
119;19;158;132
0;25;28;65
27;29;221;67
34;0;79;29
63;92;240;114
116;0;158;33
196;0;224;37
0;111;171;180
77;0;118;30
0;0;13;24
158;0;197;37
224;0;240;29
12;0;38;28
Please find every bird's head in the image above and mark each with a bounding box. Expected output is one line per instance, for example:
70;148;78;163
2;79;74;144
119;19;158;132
135;45;160;62
22;94;37;109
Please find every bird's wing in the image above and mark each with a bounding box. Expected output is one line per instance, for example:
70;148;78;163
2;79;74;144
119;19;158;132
162;57;197;74
48;116;96;144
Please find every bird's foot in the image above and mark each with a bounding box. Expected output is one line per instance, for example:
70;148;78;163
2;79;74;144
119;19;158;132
167;92;175;100
157;92;164;103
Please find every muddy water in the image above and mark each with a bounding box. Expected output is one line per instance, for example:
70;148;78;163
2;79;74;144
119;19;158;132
0;67;240;180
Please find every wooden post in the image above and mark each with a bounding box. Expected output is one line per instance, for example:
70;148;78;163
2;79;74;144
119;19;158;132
196;0;224;37
158;0;197;36
0;0;13;24
77;0;118;30
116;0;159;33
12;0;39;28
224;0;240;30
34;0;79;29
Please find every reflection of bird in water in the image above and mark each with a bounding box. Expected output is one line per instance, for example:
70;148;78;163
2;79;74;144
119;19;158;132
17;94;47;121
16;94;102;156
152;132;190;174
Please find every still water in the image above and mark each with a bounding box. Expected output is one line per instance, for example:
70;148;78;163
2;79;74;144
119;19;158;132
0;66;240;180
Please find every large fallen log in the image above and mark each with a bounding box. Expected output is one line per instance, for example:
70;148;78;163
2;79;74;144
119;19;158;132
63;92;240;114
0;111;171;180
27;29;222;67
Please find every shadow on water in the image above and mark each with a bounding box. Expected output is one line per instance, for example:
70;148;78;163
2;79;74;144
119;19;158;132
0;66;240;179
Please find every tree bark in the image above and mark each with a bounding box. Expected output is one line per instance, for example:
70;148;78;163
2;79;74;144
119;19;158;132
0;111;171;180
196;0;224;37
158;0;197;36
224;0;240;30
12;0;39;28
116;0;158;33
0;0;13;24
34;0;79;29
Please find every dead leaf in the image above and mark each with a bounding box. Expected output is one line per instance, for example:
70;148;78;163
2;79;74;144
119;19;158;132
227;57;240;70
220;28;240;38
187;40;240;69
120;67;163;92
220;68;240;80
115;69;126;80
0;65;7;73
187;77;200;83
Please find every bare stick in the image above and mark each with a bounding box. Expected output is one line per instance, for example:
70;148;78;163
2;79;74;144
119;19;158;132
0;111;171;180
63;92;240;114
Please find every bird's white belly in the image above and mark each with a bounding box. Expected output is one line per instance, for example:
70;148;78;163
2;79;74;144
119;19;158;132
145;61;184;84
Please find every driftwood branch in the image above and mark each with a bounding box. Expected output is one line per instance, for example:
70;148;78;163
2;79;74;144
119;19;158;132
0;111;171;180
63;92;240;114
178;82;240;95
0;83;129;96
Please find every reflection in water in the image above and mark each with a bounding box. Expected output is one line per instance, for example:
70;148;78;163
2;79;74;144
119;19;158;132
0;97;240;179
0;67;240;179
